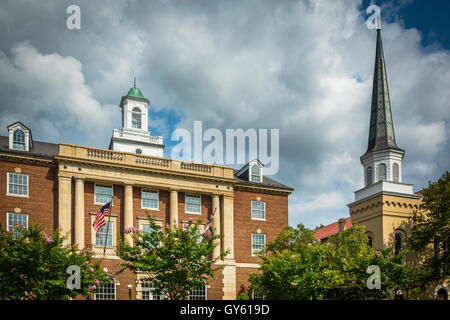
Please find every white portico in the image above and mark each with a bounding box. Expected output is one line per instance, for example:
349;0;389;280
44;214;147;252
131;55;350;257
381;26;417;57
109;82;164;157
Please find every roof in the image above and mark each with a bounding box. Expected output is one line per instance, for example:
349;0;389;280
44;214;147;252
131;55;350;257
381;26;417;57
127;87;145;99
365;29;401;155
233;169;294;191
314;217;352;240
0;136;58;159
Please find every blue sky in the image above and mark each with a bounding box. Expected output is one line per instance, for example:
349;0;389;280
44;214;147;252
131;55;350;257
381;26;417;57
0;0;448;229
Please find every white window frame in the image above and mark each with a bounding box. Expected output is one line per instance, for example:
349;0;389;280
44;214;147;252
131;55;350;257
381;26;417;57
94;184;113;205
141;189;159;210
251;233;266;256
6;172;29;197
12;129;26;151
250;164;262;183
90;215;117;257
94;276;116;300
94;221;114;247
131;107;142;129
7;212;28;236
140;280;166;300
189;285;208;300
251;201;266;220
185;194;202;215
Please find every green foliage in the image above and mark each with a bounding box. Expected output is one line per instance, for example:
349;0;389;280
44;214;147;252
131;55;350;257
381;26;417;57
249;224;425;300
237;292;250;300
409;171;450;282
118;214;228;300
0;223;111;300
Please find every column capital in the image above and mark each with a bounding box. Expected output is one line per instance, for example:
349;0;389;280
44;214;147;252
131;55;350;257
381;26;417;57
58;174;72;180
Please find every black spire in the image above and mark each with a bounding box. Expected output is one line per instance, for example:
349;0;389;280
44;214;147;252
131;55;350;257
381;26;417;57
365;29;400;154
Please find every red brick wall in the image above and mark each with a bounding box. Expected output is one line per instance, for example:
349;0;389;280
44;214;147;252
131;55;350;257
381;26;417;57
207;265;225;300
233;190;289;264
0;159;57;234
236;267;259;297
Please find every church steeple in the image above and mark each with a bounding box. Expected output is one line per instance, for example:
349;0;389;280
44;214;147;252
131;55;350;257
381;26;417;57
360;28;405;187
365;29;400;155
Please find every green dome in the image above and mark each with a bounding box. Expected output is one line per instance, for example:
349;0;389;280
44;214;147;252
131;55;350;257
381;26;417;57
127;87;145;99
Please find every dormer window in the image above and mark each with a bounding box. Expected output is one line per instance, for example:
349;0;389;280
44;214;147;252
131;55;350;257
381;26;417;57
13;130;25;150
131;107;142;129
250;164;262;182
8;122;32;152
236;159;264;183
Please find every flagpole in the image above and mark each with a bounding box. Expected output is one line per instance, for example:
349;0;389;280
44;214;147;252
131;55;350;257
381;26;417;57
103;201;112;257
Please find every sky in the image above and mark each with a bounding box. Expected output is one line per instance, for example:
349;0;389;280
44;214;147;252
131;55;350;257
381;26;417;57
0;0;448;229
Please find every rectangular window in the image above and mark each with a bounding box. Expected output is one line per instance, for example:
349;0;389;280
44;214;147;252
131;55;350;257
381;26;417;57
141;223;159;248
142;190;159;210
189;286;207;300
95;282;116;300
251;201;266;220
185;194;201;214
141;281;165;300
7;173;28;196
95;184;113;204
7;213;28;237
95;221;113;247
252;233;266;256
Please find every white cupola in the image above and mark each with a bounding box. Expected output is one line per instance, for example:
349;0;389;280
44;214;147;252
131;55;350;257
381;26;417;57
109;81;164;157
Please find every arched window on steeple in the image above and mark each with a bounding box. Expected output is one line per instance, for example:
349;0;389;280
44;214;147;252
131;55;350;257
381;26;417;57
394;231;405;255
378;163;386;181
13;129;25;150
132;107;142;129
393;163;399;182
367;167;373;185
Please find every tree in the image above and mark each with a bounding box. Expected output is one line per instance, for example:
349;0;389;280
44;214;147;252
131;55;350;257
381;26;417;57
409;171;449;282
249;224;424;300
118;214;228;300
0;223;111;300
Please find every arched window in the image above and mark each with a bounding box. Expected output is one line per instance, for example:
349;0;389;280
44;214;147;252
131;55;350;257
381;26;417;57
393;163;399;182
367;234;373;248
378;163;386;181
131;107;142;129
135;148;142;154
13;129;25;150
250;165;261;182
394;231;404;255
367;167;373;185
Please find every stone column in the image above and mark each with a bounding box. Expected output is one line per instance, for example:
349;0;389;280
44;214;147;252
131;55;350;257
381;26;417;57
58;175;72;246
212;194;221;259
222;195;236;299
170;189;178;228
124;184;133;245
222;195;234;260
74;178;85;249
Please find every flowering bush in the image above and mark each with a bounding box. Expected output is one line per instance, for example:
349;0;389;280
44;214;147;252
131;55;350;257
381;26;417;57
118;213;228;300
0;223;111;300
249;224;425;300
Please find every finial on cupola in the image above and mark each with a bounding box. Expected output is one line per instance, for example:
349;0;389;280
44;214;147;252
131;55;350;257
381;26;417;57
134;77;136;89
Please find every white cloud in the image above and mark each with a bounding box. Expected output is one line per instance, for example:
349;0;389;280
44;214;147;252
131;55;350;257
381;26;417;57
0;0;448;229
0;42;120;146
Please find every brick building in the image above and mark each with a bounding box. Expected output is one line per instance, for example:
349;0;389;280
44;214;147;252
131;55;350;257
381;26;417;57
0;87;293;300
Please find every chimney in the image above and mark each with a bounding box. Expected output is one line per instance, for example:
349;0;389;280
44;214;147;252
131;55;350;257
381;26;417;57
338;218;347;233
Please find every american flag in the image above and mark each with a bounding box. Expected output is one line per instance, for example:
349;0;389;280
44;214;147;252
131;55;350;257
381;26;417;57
92;202;112;233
